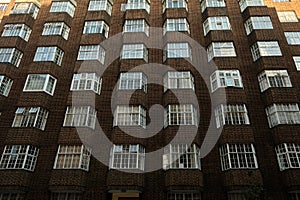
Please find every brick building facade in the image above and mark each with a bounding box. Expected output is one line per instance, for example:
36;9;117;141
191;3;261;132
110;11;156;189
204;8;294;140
0;0;300;199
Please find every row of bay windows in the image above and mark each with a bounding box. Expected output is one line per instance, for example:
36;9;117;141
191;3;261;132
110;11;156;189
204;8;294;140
0;143;299;172
2;37;300;68
6;101;300;132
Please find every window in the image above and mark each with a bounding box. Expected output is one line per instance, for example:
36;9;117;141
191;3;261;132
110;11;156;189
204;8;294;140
88;0;112;15
219;144;258;171
293;56;300;71
50;1;76;17
227;192;246;200
33;46;64;66
207;42;236;61
203;16;231;36
163;18;190;34
163;144;200;169
165;104;198;127
124;0;150;13
250;41;282;61
2;24;32;41
0;4;8;11
0;145;39;171
42;22;70;40
168;192;201;200
10;3;39;19
275;143;300;171
244;16;273;35
113;105;146;127
63;106;97;129
110;144;145;170
164;71;194;91
119;72;147;92
210;70;243;92
0;75;13;97
124;19;149;35
0;48;23;67
277;11;298;22
77;45;105;64
0;192;25;200
50;192;82;200
121;44;148;61
23;74;57;95
200;0;226;12
71;73;102;94
265;103;300;128
162;0;188;12
12;107;49;130
289;191;300;200
238;0;264;12
258;70;292;92
285;32;300;45
164;42;191;60
83;21;109;38
273;0;290;2
215;104;249;128
54;145;91;171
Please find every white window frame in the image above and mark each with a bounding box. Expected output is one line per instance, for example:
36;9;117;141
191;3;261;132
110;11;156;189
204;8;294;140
265;103;300;128
50;192;83;200
110;144;145;170
0;145;39;171
12;107;49;130
2;23;32;41
257;70;292;92
83;21;109;38
164;42;192;60
63;106;97;129
244;16;273;35
163;18;190;34
118;72;147;92
207;42;236;61
123;19;149;35
163;71;194;91
277;11;298;22
71;73;102;94
53;145;91;171
0;75;13;97
238;0;264;12
0;192;25;200
275;143;300;171
0;48;23;67
23;74;57;95
164;104;198;127
215;104;250;128
10;2;40;19
33;46;64;66
289;191;300;200
77;45;105;64
250;41;282;61
42;22;70;40
167;192;201;200
88;0;113;15
203;16;231;36
121;43;148;61
210;70;243;92
0;3;8;11
285;32;300;45
293;56;300;71
124;0;150;13
162;0;188;13
50;1;76;17
200;0;226;12
113;105;146;128
219;143;258;171
163;144;201;170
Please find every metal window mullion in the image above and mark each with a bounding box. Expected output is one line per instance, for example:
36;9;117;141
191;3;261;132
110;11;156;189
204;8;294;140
227;144;232;169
